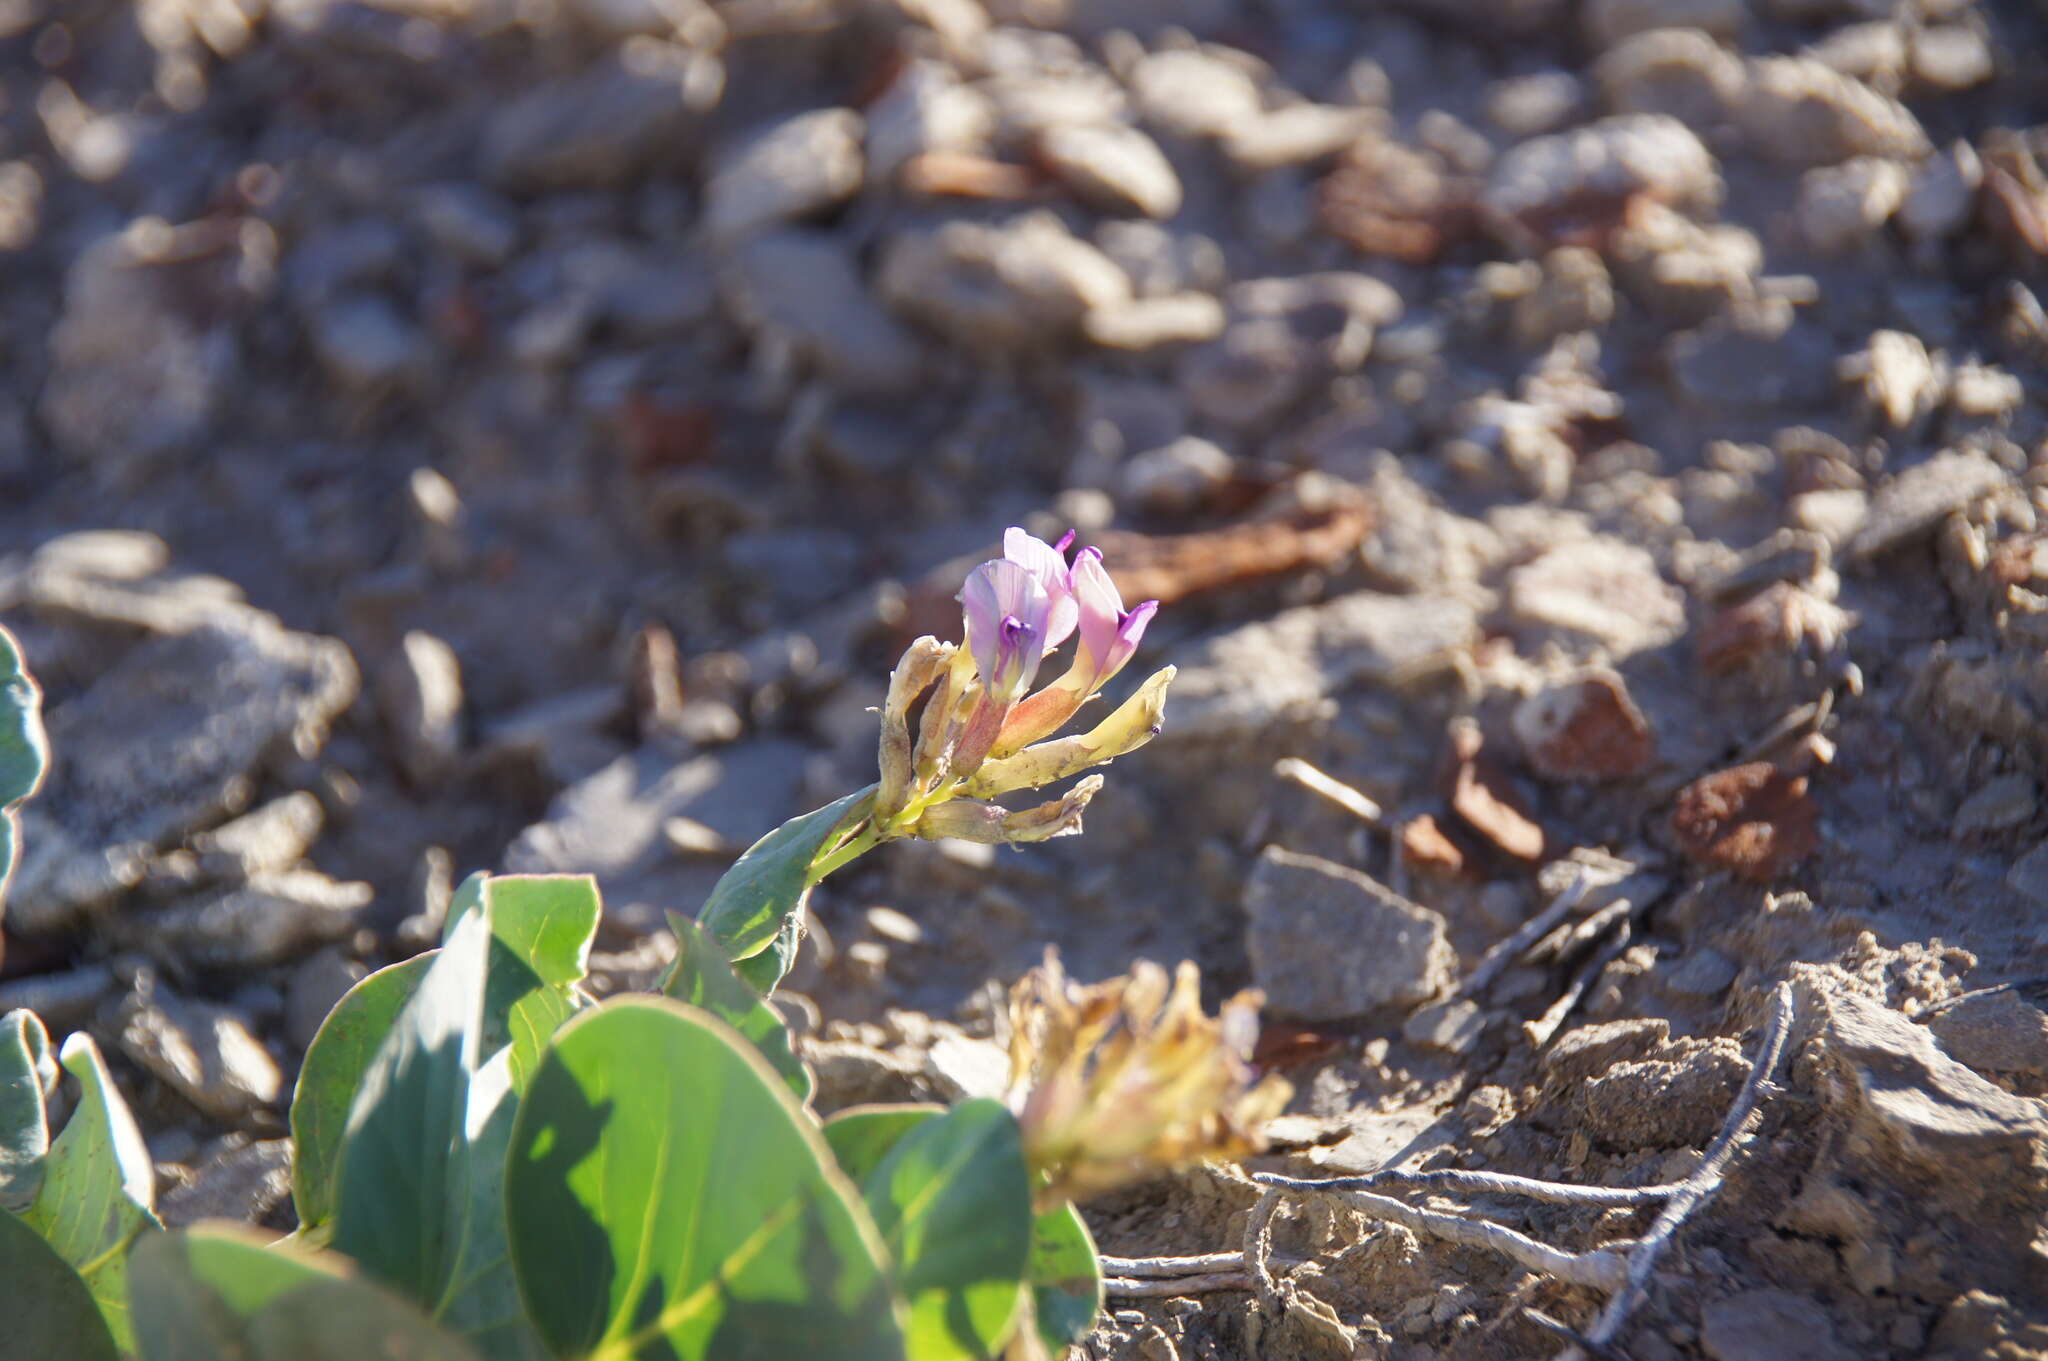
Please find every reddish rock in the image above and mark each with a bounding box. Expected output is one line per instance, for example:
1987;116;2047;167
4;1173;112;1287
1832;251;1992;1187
1671;760;1818;881
1445;720;1547;864
1513;667;1654;780
1401;813;1469;876
1696;581;1851;674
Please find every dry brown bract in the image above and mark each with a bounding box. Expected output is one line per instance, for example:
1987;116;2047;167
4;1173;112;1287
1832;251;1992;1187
1670;759;1818;880
1005;950;1293;1208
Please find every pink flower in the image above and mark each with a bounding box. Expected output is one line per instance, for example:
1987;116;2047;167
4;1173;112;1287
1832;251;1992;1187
961;558;1050;704
1003;528;1080;650
1068;549;1157;693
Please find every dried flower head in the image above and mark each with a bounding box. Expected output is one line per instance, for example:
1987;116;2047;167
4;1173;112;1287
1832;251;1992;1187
1004;951;1292;1208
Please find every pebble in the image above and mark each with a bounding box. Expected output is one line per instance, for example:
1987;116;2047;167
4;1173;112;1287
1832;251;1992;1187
878;212;1131;350
192;792;325;880
1702;1290;1854;1361
733;231;924;394
1595;28;1744;128
704;109;864;242
1038;122;1182;218
1798;157;1909;254
1484;71;1586;138
1911;26;1994;92
1738;56;1928;166
1844;450;2009;562
158;1138;293;1228
1128;49;1263;138
1504;538;1687;658
1082;292;1225;350
1899;142;1983;245
2005;840;2048;908
1927;992;2048;1076
309;294;429;392
1402;998;1486;1054
1955;775;2036;837
484;52;719;190
1484;114;1720;236
378;630;464;789
119;986;284;1124
1224;105;1380;172
1671;760;1818;881
1513;667;1655;780
1118;436;1234;516
865;61;993;183
1242;846;1455;1019
140;869;374;968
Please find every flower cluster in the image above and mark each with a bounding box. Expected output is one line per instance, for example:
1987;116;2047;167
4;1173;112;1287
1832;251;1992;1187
1003;950;1293;1208
868;528;1172;849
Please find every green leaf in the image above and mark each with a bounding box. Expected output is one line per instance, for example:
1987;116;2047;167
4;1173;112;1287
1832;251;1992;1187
441;871;488;944
129;1224;483;1361
859;1099;1033;1361
506;996;906;1361
0;1206;119;1361
23;1033;157;1351
698;785;875;978
821;1105;941;1186
482;876;599;1088
0;1008;55;1210
0;624;47;914
661;913;810;1103
1025;1203;1103;1353
436;1048;549;1361
290;953;433;1232
333;909;490;1303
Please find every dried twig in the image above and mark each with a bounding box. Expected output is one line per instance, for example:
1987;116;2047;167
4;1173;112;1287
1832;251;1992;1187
1273;757;1384;824
1522;918;1635;1048
1099;1251;1247;1278
1243;1185;1285;1317
1558;982;1796;1358
1104;1272;1252;1297
1252;1174;1630;1291
1525;1309;1621;1359
1457;869;1591;1000
1297;1166;1672;1208
1914;975;2048;1019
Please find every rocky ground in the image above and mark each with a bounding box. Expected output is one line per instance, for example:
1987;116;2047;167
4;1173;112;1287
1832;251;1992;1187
3;0;2048;1354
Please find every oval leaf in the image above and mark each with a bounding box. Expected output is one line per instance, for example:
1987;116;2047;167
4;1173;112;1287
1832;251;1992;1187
130;1223;482;1361
290;953;433;1231
821;1105;940;1187
698;785;874;975
0;624;47;912
506;996;905;1361
24;1032;157;1351
860;1099;1033;1361
0;1205;118;1361
0;1008;55;1209
661;913;810;1103
1026;1203;1103;1353
482;875;599;1087
333;910;490;1302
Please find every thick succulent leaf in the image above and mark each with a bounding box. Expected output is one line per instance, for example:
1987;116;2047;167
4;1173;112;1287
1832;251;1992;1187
0;1008;56;1209
660;912;810;1103
129;1223;482;1361
821;1105;941;1186
443;874;599;1088
0;1205;119;1361
290;953;433;1231
1026;1203;1103;1353
0;624;47;913
698;785;875;977
333;910;489;1303
506;997;906;1361
23;1033;157;1351
434;1048;549;1360
859;1099;1033;1361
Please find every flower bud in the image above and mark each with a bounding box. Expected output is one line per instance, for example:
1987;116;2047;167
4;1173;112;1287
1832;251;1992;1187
965;667;1175;800
907;775;1104;846
876;637;952;821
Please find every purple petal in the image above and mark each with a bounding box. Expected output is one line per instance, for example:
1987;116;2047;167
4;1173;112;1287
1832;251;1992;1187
1004;528;1078;649
963;559;1051;697
1068;549;1125;668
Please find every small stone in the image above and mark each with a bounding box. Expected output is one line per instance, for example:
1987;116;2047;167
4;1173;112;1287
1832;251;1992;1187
1118;436;1234;516
864;906;924;946
1446;721;1546;863
1578;1041;1747;1148
0;966;116;1032
1662;946;1740;997
1513;667;1655;781
192;792;324;880
1504;538;1687;658
309;294;429;393
1900;142;1982;244
1955;775;2035;836
1083;292;1226;351
732;231;923;394
411;182;519;267
378;631;464;789
924;1032;1008;1101
1702;1290;1854;1361
1545;1017;1672;1083
484;53;717;191
2004;840;2048;907
878;213;1131;350
1594;28;1745;128
1845;450;2009;562
1484;115;1720;241
1672;761;1818;881
1128;49;1262;139
1223;105;1380;172
286;948;367;1052
139;869;374;967
158;1138;293;1228
704;109;864;242
1738;56;1928;166
1798;156;1910;253
1928;992;2048;1076
1911;25;1994;92
865;61;994;184
1038;122;1182;219
119;987;283;1124
1402;998;1485;1054
1243;846;1454;1019
1484;71;1586;139
1400;815;1468;876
